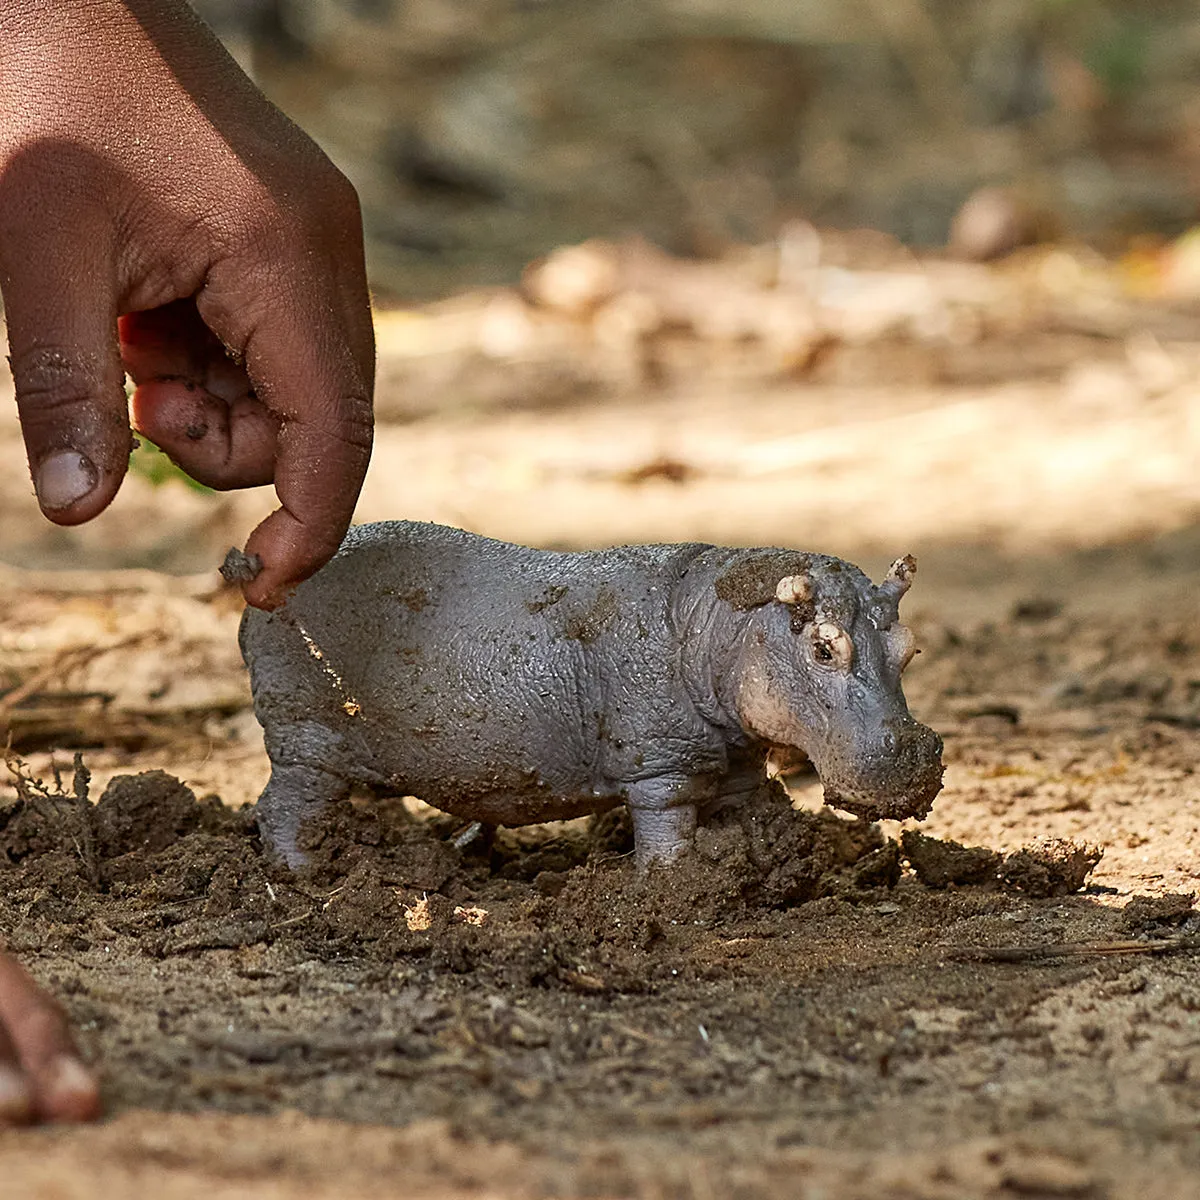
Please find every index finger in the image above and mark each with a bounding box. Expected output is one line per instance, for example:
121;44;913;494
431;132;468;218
197;263;375;609
0;952;100;1123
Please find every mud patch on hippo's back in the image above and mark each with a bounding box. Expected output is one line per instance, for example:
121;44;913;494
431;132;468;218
383;586;430;612
562;586;619;644
526;585;569;614
714;550;815;610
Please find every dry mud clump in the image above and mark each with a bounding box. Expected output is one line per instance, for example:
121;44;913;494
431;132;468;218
901;830;1102;897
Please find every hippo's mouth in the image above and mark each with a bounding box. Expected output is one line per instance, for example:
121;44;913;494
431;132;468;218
764;743;812;776
819;768;943;823
761;737;943;822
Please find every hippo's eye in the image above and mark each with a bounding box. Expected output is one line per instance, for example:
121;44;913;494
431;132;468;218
811;621;853;670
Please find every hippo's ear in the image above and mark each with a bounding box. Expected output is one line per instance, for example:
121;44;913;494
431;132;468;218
886;623;918;672
775;574;812;605
878;555;916;603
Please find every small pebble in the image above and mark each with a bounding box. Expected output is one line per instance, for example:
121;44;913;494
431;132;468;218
220;547;264;584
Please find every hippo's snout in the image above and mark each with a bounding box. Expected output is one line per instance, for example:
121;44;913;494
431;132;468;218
816;716;944;822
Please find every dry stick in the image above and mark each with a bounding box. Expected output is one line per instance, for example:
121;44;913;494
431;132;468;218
0;632;156;719
69;752;101;890
269;910;315;932
950;936;1200;964
6;744;61;818
0;563;221;598
0;630;240;751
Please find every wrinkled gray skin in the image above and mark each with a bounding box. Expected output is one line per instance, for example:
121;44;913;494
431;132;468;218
241;522;943;870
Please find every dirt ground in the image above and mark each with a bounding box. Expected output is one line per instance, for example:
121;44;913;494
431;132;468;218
1;242;1200;1198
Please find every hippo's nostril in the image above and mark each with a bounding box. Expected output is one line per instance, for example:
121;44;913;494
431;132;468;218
913;724;944;759
882;719;943;776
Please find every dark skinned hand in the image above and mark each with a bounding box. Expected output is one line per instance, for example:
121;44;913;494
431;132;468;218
0;0;375;608
0;0;377;1122
0;948;100;1124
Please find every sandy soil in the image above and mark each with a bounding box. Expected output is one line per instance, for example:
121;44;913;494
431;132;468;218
1;249;1199;1199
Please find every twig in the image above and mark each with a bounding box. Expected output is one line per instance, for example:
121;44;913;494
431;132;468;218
6;744;62;817
949;936;1200;964
69;752;101;889
0;563;222;598
269;909;315;931
0;632;156;719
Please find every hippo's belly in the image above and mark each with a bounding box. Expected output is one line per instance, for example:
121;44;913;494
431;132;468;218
328;620;630;824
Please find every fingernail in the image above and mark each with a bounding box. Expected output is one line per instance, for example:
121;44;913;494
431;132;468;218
0;1067;33;1124
35;451;98;511
42;1056;99;1120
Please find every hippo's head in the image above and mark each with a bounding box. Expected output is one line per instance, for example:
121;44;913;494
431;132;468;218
727;552;943;821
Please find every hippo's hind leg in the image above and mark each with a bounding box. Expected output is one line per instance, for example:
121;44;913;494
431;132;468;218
626;775;702;872
253;763;348;868
253;718;360;868
256;762;350;869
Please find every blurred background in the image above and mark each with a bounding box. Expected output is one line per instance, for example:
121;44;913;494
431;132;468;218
197;0;1200;296
1;0;1199;606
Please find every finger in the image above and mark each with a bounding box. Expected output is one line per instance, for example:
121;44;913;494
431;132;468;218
0;1016;34;1125
131;379;280;488
326;193;377;398
0;954;100;1123
0;154;131;524
198;265;374;609
121;302;280;489
238;396;372;610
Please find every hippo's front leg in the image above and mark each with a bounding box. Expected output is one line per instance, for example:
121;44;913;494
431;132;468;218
627;776;704;870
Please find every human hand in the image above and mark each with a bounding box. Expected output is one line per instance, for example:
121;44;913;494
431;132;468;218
0;0;375;608
0;950;100;1124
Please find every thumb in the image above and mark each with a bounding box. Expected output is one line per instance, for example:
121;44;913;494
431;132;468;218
0;177;131;524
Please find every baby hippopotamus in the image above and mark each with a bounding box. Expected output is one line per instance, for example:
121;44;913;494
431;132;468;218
240;522;943;869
